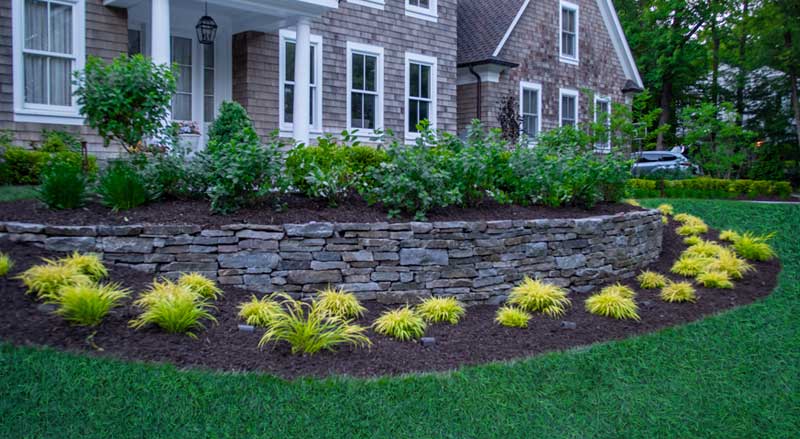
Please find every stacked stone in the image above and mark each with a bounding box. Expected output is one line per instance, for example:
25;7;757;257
0;209;663;304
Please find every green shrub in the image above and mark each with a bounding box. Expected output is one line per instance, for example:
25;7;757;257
494;306;531;328
37;161;88;210
237;295;283;328
130;281;216;337
627;177;794;200
3;147;49;185
0;253;13;277
97;160;153;210
416;297;465;325
372;306;427;341
316;286;367;320
447;122;511;206
507;277;571;317
53;282;130;327
141;142;205;200
207;101;256;149
40;129;82;153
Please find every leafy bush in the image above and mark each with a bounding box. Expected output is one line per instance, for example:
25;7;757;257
660;281;697;303
416;297;465;325
695;271;734;289
447;122;511;206
0;253;13;277
37;161;88;210
53;282;130;326
177;273;222;300
316;287;367;320
671;255;715;277
75;54;176;152
637;271;667;289
17;261;90;300
732;232;776;261
130;281;216;337
140;142;205;200
507;277;571;317
257;294;371;355
237;295;283;328
627;177;793;200
61;252;108;281
97;160;154;210
494;306;531;328
585;288;640;320
39;129;82;153
2;147;49;185
372;306;427;341
207;101;256;149
707;248;754;280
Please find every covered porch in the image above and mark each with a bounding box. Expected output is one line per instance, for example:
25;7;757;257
103;0;337;146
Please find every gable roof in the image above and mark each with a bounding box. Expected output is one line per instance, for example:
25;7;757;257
457;0;644;90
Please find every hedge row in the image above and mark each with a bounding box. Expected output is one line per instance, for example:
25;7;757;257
627;178;793;199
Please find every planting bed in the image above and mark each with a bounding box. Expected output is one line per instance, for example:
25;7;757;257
0;222;780;379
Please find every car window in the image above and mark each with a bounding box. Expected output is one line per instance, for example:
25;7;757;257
659;154;677;162
637;153;660;163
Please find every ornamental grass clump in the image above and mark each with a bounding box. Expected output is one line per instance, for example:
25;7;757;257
637;271;667;289
237;295;283;327
372;306;427;341
671;255;715;277
719;230;741;243
316;286;367;319
685;240;725;258
17;261;90;300
495;306;531;328
130;279;217;337
508;277;571;317
53;282;130;327
585;287;640;320
177;272;223;300
707;248;754;280
732;232;776;261
416;297;465;325
61;252;108;281
676;219;709;236
660;281;697;303
623;198;641;207
657;204;674;216
683;236;702;246
0;253;13;277
695;270;734;289
601;283;637;299
258;294;371;355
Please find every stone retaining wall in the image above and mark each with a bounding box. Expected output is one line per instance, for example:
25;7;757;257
0;210;663;303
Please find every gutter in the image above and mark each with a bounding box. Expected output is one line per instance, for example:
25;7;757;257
458;58;520;122
468;65;482;120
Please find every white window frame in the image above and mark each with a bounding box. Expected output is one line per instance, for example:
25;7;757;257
405;0;438;22
279;29;323;134
559;88;579;128
404;52;438;142
11;0;86;125
348;0;385;10
559;0;579;65
346;42;384;136
594;95;612;153
519;81;542;141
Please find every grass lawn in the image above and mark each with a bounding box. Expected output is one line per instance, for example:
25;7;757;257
1;199;798;438
0;185;37;202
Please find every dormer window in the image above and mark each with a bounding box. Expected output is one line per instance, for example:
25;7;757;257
406;0;437;22
559;1;579;64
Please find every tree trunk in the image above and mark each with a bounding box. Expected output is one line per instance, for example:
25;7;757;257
784;31;800;150
711;12;721;106
735;0;749;124
656;79;672;150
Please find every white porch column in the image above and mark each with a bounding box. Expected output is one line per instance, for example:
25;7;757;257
292;17;312;145
151;0;171;65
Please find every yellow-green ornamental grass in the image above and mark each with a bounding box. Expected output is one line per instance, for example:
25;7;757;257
719;230;741;242
660;281;697;303
674;214;709;236
316;286;367;319
508;277;571;317
372;306;427;341
657;204;674;216
696;271;734;289
685;240;726;258
671;255;715;277
637;271;668;289
683;236;702;246
732;232;776;261
177;272;223;300
53;282;130;326
585;284;640;320
17;261;90;300
495;306;531;328
0;253;13;277
237;295;283;327
130;279;217;337
623;198;641;207
61;252;108;281
707;248;754;280
416;296;465;324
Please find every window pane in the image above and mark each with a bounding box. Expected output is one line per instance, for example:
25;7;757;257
309;45;315;85
284;84;294;123
563;9;574;32
49;2;72;54
24;0;48;51
172;37;192;65
204;68;214;95
49;57;71;105
564;33;575;56
365;55;376;92
409;99;419;132
364;94;376;129
285;42;295;82
24;53;47;104
176;66;192;93
410;63;420;98
128;29;142;55
420;65;430;99
351;92;364;129
309;88;315;125
352;53;364;90
172;94;192;120
204;96;215;122
419;100;429;124
203;43;214;68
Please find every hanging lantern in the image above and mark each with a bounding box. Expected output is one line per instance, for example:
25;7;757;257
195;2;217;45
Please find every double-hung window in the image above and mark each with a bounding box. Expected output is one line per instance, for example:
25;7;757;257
203;43;215;123
559;88;579;128
559;1;579;64
519;81;542;139
347;42;383;133
405;53;437;141
279;29;323;132
594;96;612;152
406;0;438;22
13;0;86;124
171;36;193;121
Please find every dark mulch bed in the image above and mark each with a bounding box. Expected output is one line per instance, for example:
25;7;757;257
0;195;640;227
0;222;780;379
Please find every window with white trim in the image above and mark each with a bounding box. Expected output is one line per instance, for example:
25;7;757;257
279;30;323;132
347;42;383;133
348;0;385;9
171;36;192;121
406;0;438;22
559;88;579;127
594;96;611;152
559;1;579;64
203;43;215;122
405;53;437;140
519;81;542;139
12;0;86;124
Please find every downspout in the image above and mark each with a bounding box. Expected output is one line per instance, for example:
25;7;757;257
468;65;482;120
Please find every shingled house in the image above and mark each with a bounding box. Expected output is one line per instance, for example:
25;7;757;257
0;0;641;156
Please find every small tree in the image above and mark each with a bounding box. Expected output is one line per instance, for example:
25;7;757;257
75;54;176;153
207;101;257;148
497;95;520;143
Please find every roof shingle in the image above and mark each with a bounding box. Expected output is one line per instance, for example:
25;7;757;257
457;0;527;66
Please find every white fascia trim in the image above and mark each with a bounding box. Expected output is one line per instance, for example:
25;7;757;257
405;0;438;23
404;52;438;142
346;41;385;137
596;0;643;88
559;87;579;127
348;0;385;10
492;0;530;57
12;0;86;125
278;28;324;134
519;81;542;138
558;0;580;65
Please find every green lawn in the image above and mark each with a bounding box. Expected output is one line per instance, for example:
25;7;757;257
0;185;37;202
1;199;798;438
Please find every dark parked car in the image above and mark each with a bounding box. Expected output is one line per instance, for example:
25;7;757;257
631;150;700;177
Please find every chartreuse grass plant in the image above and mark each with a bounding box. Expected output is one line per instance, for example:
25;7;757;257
52;282;130;326
600;283;637;299
585;285;640;320
130;279;216;337
683;236;702;246
676;219;709;236
416;297;465;324
660;281;697;303
696;271;734;289
372;306;427;341
707;248;754;280
719;229;741;242
508;277;571;317
685;240;725;258
177;272;223;300
316;286;367;319
16;260;90;300
237;295;283;327
258;294;370;355
61;252;108;281
494;306;531;328
637;271;668;289
622;198;641;207
732;232;777;261
0;253;13;276
671;255;715;277
657;203;674;216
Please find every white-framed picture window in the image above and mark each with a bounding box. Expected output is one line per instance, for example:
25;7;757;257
559;88;579;127
559;0;579;64
594;95;612;152
279;29;323;133
12;0;86;125
347;42;384;134
404;52;438;141
406;0;438;22
519;81;542;139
